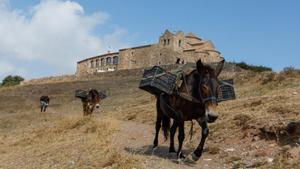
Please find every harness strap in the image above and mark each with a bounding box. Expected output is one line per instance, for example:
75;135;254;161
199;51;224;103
160;94;182;119
178;92;201;104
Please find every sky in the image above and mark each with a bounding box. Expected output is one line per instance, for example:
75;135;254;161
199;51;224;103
0;0;299;80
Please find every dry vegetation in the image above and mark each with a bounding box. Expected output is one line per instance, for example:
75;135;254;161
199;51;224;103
0;67;299;169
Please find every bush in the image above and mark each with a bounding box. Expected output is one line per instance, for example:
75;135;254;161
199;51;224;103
1;75;25;87
235;61;272;72
281;66;300;74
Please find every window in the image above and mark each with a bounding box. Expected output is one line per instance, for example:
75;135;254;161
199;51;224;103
101;58;105;66
179;40;182;47
113;56;119;65
167;39;170;45
96;59;99;67
90;60;94;68
163;39;166;45
106;57;112;65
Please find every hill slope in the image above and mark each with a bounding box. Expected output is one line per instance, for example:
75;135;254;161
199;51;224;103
0;68;299;169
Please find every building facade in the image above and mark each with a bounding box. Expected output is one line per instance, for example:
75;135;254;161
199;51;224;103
76;30;221;76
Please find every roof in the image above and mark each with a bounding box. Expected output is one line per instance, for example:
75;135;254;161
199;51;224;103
185;32;202;41
77;52;119;64
119;44;152;51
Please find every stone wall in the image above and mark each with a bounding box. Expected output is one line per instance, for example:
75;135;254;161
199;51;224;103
22;62;238;86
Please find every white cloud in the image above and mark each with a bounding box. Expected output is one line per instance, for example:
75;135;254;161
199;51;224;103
0;0;130;80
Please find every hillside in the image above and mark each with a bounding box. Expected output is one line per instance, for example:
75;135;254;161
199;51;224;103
0;66;299;169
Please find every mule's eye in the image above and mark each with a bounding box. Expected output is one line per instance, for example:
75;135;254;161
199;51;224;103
201;85;209;91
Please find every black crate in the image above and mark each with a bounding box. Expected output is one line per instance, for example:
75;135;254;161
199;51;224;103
139;66;177;95
218;79;236;102
75;89;88;99
99;91;107;100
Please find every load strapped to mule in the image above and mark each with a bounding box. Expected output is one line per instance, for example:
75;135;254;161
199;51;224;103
139;63;236;102
75;89;107;100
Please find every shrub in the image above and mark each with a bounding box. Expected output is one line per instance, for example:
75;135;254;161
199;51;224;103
235;61;272;72
1;75;25;87
281;66;300;74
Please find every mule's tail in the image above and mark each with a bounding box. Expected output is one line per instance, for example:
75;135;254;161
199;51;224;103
162;115;170;140
157;94;170;140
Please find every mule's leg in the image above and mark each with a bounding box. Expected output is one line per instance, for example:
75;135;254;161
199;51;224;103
40;105;43;112
82;101;87;116
192;120;209;161
177;121;185;159
44;105;47;112
153;108;162;149
169;121;177;153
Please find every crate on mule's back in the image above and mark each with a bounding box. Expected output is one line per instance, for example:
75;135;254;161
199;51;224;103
75;89;88;99
139;66;177;95
218;79;236;102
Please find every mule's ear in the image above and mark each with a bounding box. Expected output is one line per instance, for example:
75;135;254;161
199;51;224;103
215;57;225;77
196;59;204;73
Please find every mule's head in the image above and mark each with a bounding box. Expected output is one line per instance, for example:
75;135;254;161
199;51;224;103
196;58;224;119
87;89;101;109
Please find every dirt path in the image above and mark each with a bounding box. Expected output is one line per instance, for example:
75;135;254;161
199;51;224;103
110;120;229;169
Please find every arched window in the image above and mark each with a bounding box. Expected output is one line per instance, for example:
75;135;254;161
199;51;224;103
163;39;166;45
179;40;182;47
101;58;105;66
96;59;100;67
90;60;94;68
106;57;112;65
113;56;119;65
167;39;170;45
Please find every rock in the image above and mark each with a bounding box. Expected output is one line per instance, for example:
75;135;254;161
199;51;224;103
203;158;212;161
266;157;273;163
224;148;235;152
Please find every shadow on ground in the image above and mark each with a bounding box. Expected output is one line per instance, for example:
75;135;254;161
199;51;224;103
124;145;197;166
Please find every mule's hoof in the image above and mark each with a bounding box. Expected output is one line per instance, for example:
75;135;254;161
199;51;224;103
151;146;157;155
180;153;186;159
169;148;176;154
192;153;200;161
183;154;197;164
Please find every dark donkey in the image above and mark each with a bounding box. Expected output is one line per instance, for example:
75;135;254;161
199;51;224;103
40;95;50;112
153;58;224;161
81;89;102;116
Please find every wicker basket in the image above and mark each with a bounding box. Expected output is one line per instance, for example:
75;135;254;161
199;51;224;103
139;66;177;95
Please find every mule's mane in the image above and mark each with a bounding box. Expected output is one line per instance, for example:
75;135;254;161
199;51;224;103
202;65;216;77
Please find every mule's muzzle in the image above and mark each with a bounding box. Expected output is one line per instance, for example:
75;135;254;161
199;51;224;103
206;103;218;123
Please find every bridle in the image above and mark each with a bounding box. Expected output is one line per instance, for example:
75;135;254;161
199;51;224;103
178;71;218;105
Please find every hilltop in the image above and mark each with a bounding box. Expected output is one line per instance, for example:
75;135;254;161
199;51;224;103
0;65;299;169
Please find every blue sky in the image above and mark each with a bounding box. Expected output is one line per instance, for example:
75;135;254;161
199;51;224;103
1;0;299;80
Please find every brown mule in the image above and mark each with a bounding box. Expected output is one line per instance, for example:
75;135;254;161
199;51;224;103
153;58;224;161
81;89;102;116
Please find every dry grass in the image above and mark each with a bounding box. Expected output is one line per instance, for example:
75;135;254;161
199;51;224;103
0;68;299;168
0;113;142;169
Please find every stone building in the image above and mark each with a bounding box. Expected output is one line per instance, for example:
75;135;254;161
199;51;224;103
76;30;221;76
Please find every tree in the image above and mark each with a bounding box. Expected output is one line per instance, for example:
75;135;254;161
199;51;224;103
1;75;25;87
